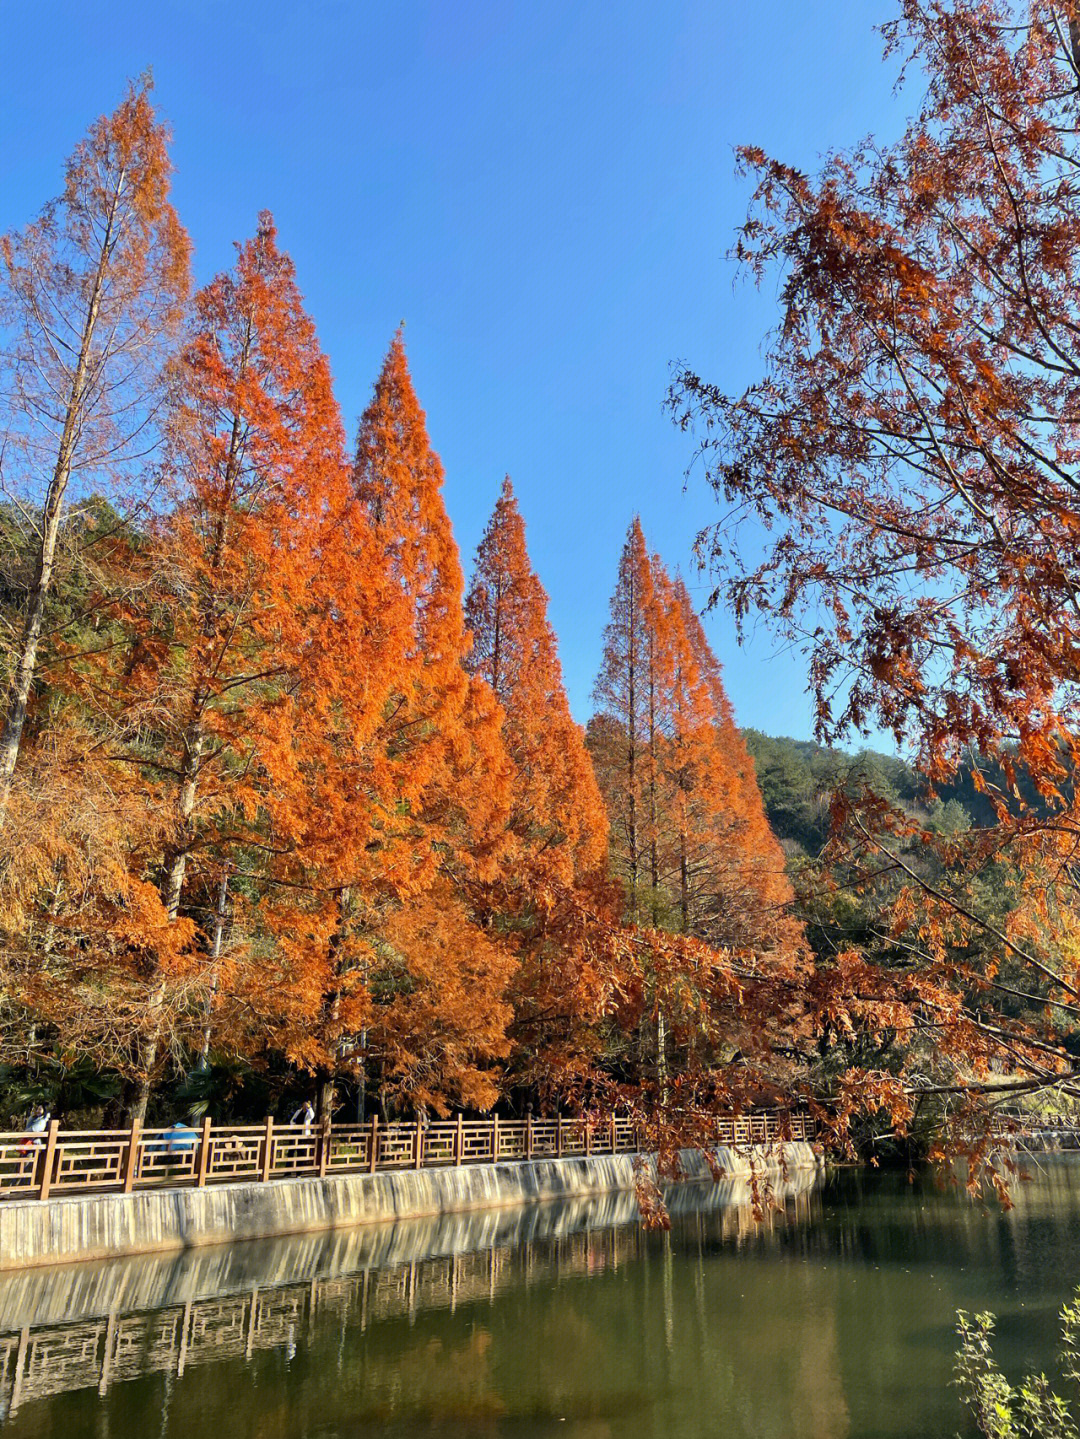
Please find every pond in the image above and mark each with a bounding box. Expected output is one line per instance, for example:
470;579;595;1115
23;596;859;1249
2;1156;1079;1438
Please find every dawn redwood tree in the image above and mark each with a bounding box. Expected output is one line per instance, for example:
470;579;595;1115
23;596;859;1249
0;717;194;1087
367;883;516;1114
591;529;802;1106
464;477;611;1098
669;0;1080;1139
673;579;796;946
352;335;512;889
251;456;405;1120
591;523;685;1093
661;573;739;937
290;333;518;1119
0;77;190;818
195;333;515;1123
105;214;348;1118
465;476;607;885
590;518;658;919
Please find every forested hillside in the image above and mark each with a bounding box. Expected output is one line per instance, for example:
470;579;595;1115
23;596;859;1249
744;730;1067;861
743;732;973;857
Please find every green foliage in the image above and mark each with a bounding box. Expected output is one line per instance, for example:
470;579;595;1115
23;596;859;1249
956;1296;1080;1439
0;1054;121;1128
743;730;923;854
173;1056;270;1121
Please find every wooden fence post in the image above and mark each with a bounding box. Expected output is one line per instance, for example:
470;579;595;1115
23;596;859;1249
368;1114;379;1173
318;1118;330;1178
414;1118;424;1169
454;1112;464;1166
491;1113;499;1163
610;1114;618;1153
37;1119;59;1201
260;1117;274;1183
585;1117;592;1157
195;1116;212;1188
121;1118;141;1194
525;1111;533;1161
556;1113;563;1158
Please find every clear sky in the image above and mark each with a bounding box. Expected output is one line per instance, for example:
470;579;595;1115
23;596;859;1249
1;2;909;744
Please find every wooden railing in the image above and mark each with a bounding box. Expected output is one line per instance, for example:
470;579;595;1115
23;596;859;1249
0;1109;817;1203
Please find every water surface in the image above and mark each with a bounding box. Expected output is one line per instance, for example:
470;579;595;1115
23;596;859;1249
2;1158;1079;1437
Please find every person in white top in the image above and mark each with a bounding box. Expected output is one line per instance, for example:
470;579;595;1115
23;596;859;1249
290;1100;315;1130
18;1104;50;1161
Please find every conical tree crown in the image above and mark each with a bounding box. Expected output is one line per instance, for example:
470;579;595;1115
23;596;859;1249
262;334;517;1114
355;332;467;670
592;517;654;748
676;585;794;922
590;522;796;947
590;517;663;913
466;477;607;882
352;333;511;878
123;212;350;857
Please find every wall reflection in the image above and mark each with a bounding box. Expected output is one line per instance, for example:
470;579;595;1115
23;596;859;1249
0;1168;822;1422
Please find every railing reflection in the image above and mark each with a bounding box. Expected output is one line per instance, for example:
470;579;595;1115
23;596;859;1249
0;1166;823;1421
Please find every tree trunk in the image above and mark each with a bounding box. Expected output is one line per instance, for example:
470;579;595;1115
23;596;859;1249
162;725;205;920
356;1027;368;1123
657;1006;669;1108
680;815;689;934
648;640;660;926
198;869;230;1068
126;399;246;1124
128;1072;153;1126
315;886;352;1125
626;579;638;918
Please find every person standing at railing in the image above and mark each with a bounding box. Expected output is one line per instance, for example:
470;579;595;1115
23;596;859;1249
18;1105;49;1154
16;1104;51;1186
290;1100;315;1131
282;1100;317;1173
161;1117;199;1175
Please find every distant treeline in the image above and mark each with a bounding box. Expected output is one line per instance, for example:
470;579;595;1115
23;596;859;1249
743;730;1062;857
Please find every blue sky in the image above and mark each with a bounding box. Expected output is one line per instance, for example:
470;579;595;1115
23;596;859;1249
1;2;908;744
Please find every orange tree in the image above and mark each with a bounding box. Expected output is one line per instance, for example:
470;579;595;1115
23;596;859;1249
464;477;613;1103
670;0;1080;1154
280;335;517;1119
77;214;350;1117
589;519;807;1149
0;77;189;818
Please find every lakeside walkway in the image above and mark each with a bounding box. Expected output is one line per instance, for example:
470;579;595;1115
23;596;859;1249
0;1111;816;1203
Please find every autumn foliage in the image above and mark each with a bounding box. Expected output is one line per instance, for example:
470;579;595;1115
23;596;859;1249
1;81;807;1167
587;520;805;1141
670;0;1080;1159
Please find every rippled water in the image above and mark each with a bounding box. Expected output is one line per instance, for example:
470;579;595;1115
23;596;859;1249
2;1157;1080;1437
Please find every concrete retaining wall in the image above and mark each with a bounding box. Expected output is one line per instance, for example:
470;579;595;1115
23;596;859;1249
0;1141;820;1272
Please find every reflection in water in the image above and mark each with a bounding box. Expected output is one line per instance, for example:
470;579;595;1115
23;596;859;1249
0;1171;821;1424
2;1159;1080;1438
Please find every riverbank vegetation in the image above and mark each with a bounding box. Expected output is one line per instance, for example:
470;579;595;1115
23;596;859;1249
956;1294;1080;1439
8;0;1080;1181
